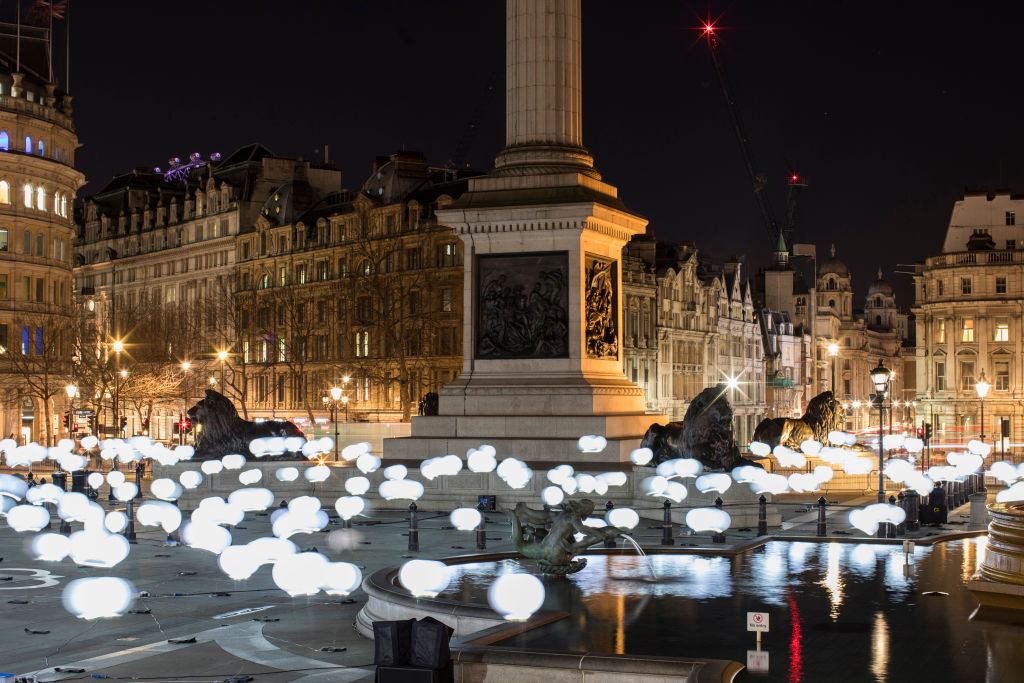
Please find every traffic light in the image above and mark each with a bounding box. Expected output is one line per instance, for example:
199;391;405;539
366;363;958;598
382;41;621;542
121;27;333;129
141;418;149;433
120;416;128;432
916;426;924;439
924;423;933;442
62;413;69;428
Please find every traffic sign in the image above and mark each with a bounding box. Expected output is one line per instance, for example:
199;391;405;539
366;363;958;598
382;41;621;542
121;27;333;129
74;410;95;417
747;612;769;632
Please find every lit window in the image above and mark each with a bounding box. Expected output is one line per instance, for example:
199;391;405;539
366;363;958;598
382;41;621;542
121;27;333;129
23;184;31;208
935;361;945;391
36;186;45;210
0;181;8;204
24;136;31;154
0;131;8;151
37;140;43;156
996;361;1010;391
962;318;974;342
0;227;6;251
1007;211;1016;226
995;318;1009;342
960;361;975;391
936;319;945;344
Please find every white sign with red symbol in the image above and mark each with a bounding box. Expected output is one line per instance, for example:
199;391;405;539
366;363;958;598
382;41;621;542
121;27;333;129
747;611;769;632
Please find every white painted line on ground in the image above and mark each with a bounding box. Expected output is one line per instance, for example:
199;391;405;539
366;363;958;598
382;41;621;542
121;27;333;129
212;605;275;619
0;568;63;590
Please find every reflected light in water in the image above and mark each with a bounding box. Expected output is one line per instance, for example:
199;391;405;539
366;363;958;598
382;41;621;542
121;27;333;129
963;536;987;582
871;610;890;681
787;592;803;682
615;593;625;655
818;542;844;620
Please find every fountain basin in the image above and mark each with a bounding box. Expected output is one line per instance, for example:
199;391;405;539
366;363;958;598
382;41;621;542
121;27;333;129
968;502;1024;621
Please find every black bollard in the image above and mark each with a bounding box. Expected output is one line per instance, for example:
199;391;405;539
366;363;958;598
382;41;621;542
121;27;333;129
757;495;767;536
135;462;144;500
124;499;137;542
407;502;419;552
816;496;827;536
712;497;726;543
476;501;487;551
905;490;921;531
895;493;906;535
604;500;616;548
661;499;674;545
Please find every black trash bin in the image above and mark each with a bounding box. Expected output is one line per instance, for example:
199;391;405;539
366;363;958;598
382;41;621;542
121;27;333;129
71;470;88;494
51;471;68;491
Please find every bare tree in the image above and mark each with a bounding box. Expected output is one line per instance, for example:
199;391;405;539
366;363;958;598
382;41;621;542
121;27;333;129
3;313;74;445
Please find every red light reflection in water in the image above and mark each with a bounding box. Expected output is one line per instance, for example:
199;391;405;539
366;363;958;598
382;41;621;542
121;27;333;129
787;592;803;682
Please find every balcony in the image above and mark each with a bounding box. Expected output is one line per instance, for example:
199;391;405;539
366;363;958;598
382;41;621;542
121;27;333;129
927;249;1023;268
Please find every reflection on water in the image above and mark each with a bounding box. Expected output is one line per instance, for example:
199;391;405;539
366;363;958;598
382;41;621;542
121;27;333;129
442;539;1019;682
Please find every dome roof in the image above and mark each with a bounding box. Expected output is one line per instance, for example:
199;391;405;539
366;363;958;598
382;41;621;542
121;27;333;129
817;244;849;277
867;268;893;297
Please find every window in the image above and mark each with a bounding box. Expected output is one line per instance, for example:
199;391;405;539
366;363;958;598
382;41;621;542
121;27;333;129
277;375;285;403
936;319;945;344
35;278;43;302
242;341;249;363
962;318;974;342
995;318;1009;342
317;300;327;323
360;259;371;276
258;273;269;289
935;361;945;391
0;274;6;298
357;296;371;322
298;265;307;284
317;261;328;280
37;140;44;156
0;131;7;150
961;278;972;295
440;288;452;313
279;267;287;286
1007;211;1016;226
996;361;1010;391
405;248;420;270
1008;241;1017;251
997;277;1007;294
23;184;31;208
843;379;851;395
937;279;944;296
440;243;456;267
0;181;7;204
355;331;370;357
337;257;347;277
0;227;6;252
35;326;42;354
278;340;286;362
36;233;43;256
24;136;31;154
21;325;29;354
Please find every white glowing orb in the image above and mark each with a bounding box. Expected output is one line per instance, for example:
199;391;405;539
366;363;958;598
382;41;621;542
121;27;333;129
150;478;183;501
547;465;574;486
641;475;668;496
136;501;182;533
175;445;195;460
884;458;913;483
577;435;607;453
182;521;232;554
31;532;71;561
488;573;544;621
218;545;261;580
575;474;597;494
221;453;246;470
674;458;703;479
272;551;329;596
27;483;63;505
107;470;126;487
58;453;87;472
606;507;639;530
967;440;993;457
497;458;532;489
304;465;331;483
0;473;29;500
800;439;822;456
560;476;578;495
630;447;654;466
383;464;408;481
81;435;99;449
321;561;363;596
787;472;819;493
813;465;834;483
773;446;806;469
345;476;371;496
69;530;130;567
104;510;128;533
843;456;874;475
200;460;224;475
192;497;245;526
661;481;688;503
749;441;771;457
450;507;482;531
62;577;134;619
334;495;365;520
656;460;679;478
113;482;138;502
695;472;732;494
996;481;1024;503
597;471;628;488
239;469;263;485
228;487;275;512
685;507;731;533
342;442;372;461
903;437;924;454
989;461;1019;485
541;486;565;506
275;467;299;482
56;492;90;522
356;453;382;474
7;504;50;532
398;559;451;597
467;449;497;473
378;479;424;501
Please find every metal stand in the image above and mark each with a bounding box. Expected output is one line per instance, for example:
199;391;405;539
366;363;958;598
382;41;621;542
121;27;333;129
124;499;137;542
757;495;767;536
476;502;487;551
661;500;674;545
816;496;827;536
407;502;419;552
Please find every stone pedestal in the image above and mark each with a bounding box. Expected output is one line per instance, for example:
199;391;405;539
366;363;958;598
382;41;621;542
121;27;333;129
968;502;1024;622
384;0;666;464
969;492;990;531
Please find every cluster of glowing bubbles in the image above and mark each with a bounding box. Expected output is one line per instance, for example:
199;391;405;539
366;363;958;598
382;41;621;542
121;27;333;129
421;454;463;480
488;573;545;620
62;577;135;619
398;559;451;597
641;475;687;502
342;441;373;461
497;457;532;489
271;496;329;538
685;507;731;534
849;503;906;536
996;481;1024;503
467;445;497;473
450;506;482;531
989;461;1024;485
218;537;298;580
271;551;361;596
378;464;424;501
248;436;307;458
136;500;183;533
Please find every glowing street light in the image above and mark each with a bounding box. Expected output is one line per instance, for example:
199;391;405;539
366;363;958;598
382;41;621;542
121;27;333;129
827;342;839;393
869;358;890;504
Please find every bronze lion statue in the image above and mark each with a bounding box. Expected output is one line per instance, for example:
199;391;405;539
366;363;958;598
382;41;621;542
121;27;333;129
641;384;762;470
751;391;842;450
187;389;304;460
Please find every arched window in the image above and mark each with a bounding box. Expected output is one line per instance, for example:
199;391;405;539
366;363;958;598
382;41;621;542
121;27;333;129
35;233;43;256
36;186;45;210
53;192;60;214
25;136;32;154
23;184;32;208
23;229;30;253
0;181;9;204
60;194;66;217
37;140;44;156
828;299;836;308
876;315;882;326
0;131;8;151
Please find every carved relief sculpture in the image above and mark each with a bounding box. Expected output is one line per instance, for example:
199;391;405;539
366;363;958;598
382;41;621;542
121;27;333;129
585;256;618;359
476;252;569;359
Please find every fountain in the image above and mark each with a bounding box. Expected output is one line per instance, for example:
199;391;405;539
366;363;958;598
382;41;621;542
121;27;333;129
968;501;1024;621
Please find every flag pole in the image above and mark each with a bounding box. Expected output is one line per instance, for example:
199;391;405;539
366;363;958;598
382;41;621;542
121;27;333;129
16;0;20;72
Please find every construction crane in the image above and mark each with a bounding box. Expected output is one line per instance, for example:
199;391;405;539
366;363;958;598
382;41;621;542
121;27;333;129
703;22;805;248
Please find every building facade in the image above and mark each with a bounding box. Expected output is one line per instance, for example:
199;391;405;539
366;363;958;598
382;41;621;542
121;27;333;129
0;27;83;445
914;189;1024;451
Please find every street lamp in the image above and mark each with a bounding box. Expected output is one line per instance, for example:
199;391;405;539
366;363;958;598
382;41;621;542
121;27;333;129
180;362;191;445
329;386;343;461
112;339;123;439
217;350;228;388
976;369;989;443
827;342;839;394
65;384;77;439
870;358;891;504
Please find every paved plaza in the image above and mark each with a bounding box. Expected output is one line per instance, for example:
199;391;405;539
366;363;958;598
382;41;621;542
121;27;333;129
0;487;986;682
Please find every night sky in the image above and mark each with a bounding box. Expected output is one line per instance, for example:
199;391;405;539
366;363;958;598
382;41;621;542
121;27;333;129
52;1;1024;307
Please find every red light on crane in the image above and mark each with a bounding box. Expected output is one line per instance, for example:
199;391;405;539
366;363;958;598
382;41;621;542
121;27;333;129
703;23;715;34
791;174;799;181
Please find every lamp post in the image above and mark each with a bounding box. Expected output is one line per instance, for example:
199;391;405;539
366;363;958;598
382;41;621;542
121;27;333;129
217;350;228;388
112;339;123;438
329;386;343;461
827;342;839;394
870;358;891;504
180;361;191;445
976;369;989;443
119;369;128;436
65;384;76;439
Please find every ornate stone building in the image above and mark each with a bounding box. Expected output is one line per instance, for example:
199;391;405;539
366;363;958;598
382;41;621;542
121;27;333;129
233;151;472;425
914;189;1024;449
73;144;342;438
0;25;83;444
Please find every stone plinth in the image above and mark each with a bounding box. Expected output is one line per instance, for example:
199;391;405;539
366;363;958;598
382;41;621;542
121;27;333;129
968;502;1024;621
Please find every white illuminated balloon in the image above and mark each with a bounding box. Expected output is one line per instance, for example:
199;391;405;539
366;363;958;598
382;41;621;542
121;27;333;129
107;470;126;487
749;441;771;457
7;504;50;532
547;465;574;485
304;465;331;483
113;482;139;502
488;573;544;620
239;469;263;485
136;501;182;533
104;510;128;533
228;487;275;512
341;442;372;461
62;577;135;619
275;467;299;482
996;481;1024;503
577;435;607;453
685;507;731;533
606;507;639;530
356;453;381;473
81;435;99;449
673;459;703;479
695;472;732;494
334;495;365;521
321;561;362;596
467;449;497;473
398;559;451;597
799;439;822;456
69;530;130;567
272;551;329;596
179;470;203;488
221;453;246;470
150;478;183;501
31;532;71;561
450;507;482;531
630;447;653;466
575;473;597;494
201;460;224;475
27;483;63;505
0;473;29;500
383;464;408;481
181;521;232;554
175;445;195;460
597;471;628;488
345;476;371;495
218;545;261;580
378;479;424;501
541;486;565;506
85;472;104;489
